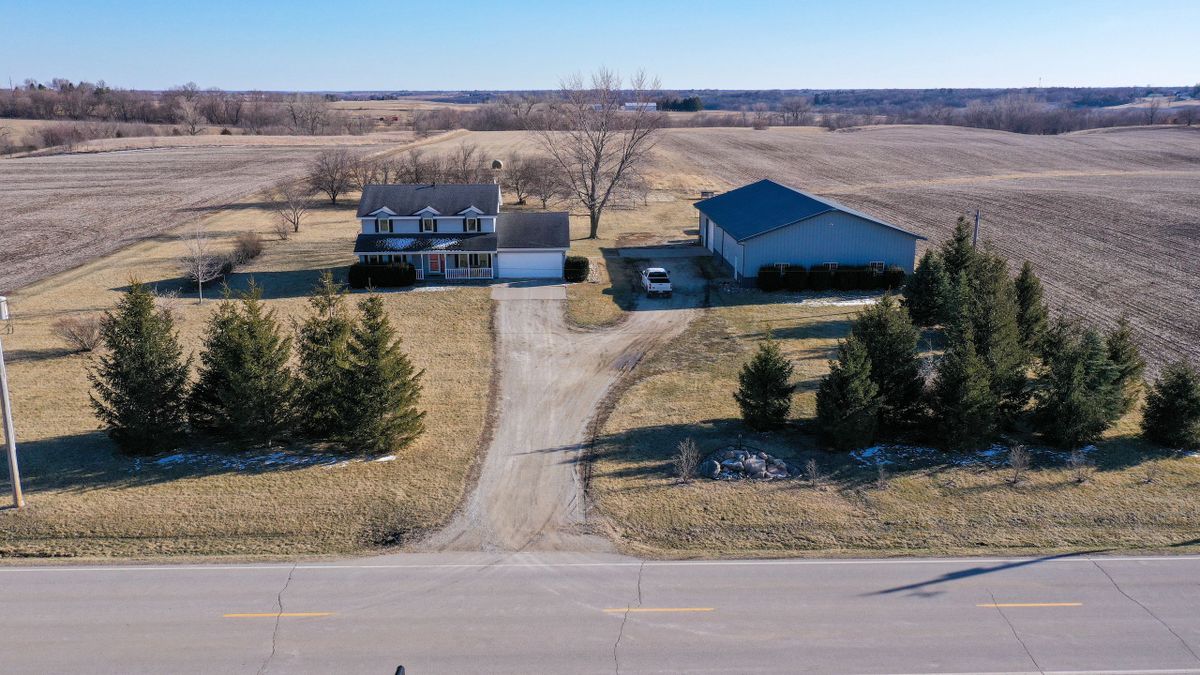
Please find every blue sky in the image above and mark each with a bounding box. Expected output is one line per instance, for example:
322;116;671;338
1;0;1195;90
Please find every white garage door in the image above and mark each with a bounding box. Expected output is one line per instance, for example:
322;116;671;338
498;251;564;279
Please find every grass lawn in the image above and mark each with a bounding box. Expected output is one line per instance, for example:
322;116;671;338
0;195;494;559
588;283;1200;559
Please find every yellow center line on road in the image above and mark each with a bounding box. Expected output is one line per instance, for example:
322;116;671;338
977;602;1082;608
223;612;335;618
603;607;715;613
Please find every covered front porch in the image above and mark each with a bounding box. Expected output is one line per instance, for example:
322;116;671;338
359;252;494;281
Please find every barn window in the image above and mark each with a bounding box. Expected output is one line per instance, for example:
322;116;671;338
869;261;885;274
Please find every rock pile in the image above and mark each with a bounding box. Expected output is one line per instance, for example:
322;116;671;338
699;446;796;480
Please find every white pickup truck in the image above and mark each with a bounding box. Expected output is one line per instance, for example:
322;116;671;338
640;267;672;297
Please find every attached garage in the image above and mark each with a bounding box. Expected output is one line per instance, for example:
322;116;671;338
498;250;565;278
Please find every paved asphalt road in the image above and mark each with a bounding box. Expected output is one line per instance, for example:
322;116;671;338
2;552;1200;674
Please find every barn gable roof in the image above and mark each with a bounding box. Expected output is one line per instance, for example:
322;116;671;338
694;179;925;242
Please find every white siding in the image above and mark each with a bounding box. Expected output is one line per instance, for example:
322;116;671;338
362;216;496;234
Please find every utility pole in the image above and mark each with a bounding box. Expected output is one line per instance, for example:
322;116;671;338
0;298;24;509
972;209;981;248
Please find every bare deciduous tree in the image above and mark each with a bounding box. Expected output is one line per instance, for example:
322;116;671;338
1145;97;1163;125
52;314;102;352
1007;444;1031;485
307;148;355;204
503;154;536;205
805;458;826;490
350;155;381;190
1067;448;1094;484
180;227;226;304
526;157;565;208
449;142;486;183
268;179;312;237
534;68;664;238
779;96;813;126
673;437;701;483
174;98;206;136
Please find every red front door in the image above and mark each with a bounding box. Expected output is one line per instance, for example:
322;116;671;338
429;254;444;274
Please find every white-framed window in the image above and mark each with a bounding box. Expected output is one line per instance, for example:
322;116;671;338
374;217;391;233
824;262;838;270
869;261;885;274
464;217;480;232
421;217;437;232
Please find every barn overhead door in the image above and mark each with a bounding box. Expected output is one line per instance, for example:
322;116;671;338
498;251;564;279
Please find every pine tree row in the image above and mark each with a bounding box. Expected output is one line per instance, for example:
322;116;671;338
89;273;424;456
734;216;1200;452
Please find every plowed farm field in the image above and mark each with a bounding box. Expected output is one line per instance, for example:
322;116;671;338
0;135;424;293
649;125;1200;371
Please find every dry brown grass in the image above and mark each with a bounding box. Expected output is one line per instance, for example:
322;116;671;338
588;283;1200;558
0;197;494;558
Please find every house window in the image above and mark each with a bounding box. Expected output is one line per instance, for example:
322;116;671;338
869;261;885;274
421;217;437;232
470;253;489;268
824;262;838;270
374;218;391;233
464;217;480;232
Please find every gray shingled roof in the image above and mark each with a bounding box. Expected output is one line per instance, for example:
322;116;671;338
497;212;570;249
694;179;925;242
354;233;497;253
357;184;501;217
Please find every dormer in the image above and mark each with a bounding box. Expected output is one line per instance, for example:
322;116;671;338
366;207;398;234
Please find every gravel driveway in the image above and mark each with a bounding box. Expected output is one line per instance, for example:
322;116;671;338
422;261;704;552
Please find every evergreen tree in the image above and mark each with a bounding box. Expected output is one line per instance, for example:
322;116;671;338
89;280;190;455
850;295;925;431
816;336;880;450
1033;321;1121;447
967;251;1028;417
734;337;795;430
1142;361;1200;449
342;296;425;453
904;250;951;326
296;271;353;438
1013;261;1049;355
929;328;997;451
940;215;977;280
190;282;296;444
1106;315;1145;416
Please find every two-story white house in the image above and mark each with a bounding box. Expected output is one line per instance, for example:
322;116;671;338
354;183;570;280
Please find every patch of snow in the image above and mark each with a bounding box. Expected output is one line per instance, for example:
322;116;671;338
155;453;187;466
373;455;396;462
851;443;1012;468
788;291;882;308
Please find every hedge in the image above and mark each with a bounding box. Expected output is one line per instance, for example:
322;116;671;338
754;264;906;292
348;262;418;289
564;255;590;283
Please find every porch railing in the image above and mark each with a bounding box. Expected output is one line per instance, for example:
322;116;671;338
445;267;494;280
415;268;425;281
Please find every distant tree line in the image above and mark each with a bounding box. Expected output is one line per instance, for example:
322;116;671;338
0;78;371;152
89;273;424;456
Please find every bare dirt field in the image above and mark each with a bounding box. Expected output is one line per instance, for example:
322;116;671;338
648;125;1200;372
0;133;442;294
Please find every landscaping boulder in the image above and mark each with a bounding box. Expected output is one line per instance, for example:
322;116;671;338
698;459;721;479
702;445;796;481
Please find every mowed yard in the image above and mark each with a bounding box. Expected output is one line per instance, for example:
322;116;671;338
0;197;494;558
588;278;1200;559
